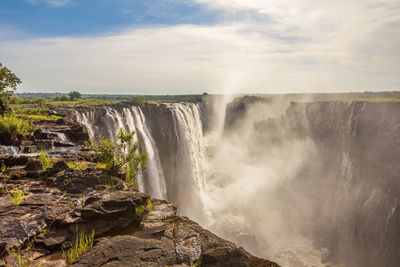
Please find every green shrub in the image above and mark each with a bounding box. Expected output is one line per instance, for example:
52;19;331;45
62;230;94;264
38;149;53;171
85;129;147;184
0;114;32;135
129;96;148;106
135;205;145;216
7;188;26;205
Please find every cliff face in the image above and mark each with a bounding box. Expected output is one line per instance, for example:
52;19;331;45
288;101;400;267
224;99;400;267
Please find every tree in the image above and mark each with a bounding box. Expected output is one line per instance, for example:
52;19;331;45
69;91;82;100
0;63;21;115
130;96;148;106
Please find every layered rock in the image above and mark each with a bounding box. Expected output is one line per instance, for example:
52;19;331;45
0;151;279;267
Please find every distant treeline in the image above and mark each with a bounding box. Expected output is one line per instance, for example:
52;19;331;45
15;92;204;102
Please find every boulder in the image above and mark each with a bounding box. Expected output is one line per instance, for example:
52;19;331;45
25;159;42;171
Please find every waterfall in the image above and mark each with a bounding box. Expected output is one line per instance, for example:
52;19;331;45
123;106;167;199
75;105;167;200
75;102;208;218
166;103;208;222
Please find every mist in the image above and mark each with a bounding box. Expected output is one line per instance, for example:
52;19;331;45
167;94;400;267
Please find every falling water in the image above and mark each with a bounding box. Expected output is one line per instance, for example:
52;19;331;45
166;103;209;222
75;106;167;199
123;106;167;199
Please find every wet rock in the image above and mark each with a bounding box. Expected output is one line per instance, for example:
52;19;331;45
46;160;69;175
0;241;7;258
0;156;29;167
25;159;42;171
35;139;54;150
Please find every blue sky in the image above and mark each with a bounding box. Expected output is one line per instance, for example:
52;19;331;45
0;0;399;94
0;0;220;38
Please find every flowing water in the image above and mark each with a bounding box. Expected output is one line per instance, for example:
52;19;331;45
75;101;346;267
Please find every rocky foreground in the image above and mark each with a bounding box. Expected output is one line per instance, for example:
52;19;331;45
0;119;278;266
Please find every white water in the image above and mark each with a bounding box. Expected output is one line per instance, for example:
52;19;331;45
75;102;332;266
75;106;167;200
123;106;167;199
1;145;19;156
166;103;209;222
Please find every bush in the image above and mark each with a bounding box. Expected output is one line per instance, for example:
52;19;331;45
85;129;147;184
69;91;82;100
7;188;26;205
54;95;69;101
129;96;148;106
0;114;32;135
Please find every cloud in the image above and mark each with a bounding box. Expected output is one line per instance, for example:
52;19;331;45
2;0;400;94
25;0;70;7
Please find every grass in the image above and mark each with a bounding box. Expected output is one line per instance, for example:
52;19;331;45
7;188;26;205
39;149;53;171
105;178;115;189
12;106;49;115
0;114;33;135
1;163;6;173
16;114;62;120
48;98;119;107
67;161;89;170
62;230;95;265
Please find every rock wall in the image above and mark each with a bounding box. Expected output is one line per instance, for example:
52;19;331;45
224;98;400;267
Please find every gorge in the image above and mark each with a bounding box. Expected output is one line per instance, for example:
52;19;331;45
70;96;400;267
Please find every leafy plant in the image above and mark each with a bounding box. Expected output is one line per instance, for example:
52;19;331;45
146;199;153;211
7;187;26;205
62;230;94;265
1;163;6;173
135;205;145;216
0;114;33;135
38;149;53;171
85;129;147;184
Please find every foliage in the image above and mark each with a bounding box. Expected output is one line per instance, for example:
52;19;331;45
146;199;153;211
39;149;53;171
17;114;62;120
135;205;145;216
67;161;88;170
53;95;69;101
69;91;82;100
62;230;94;265
7;187;26;205
85;129;147;184
0;114;33;135
129;96;148;106
12;106;49;115
1;163;6;173
0;63;21;114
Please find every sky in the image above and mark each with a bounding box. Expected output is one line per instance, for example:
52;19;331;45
0;0;399;94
